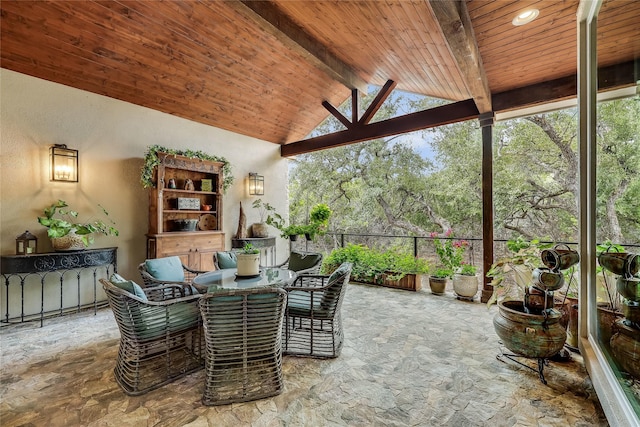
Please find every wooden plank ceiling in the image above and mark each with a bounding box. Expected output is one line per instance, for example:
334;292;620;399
1;0;638;149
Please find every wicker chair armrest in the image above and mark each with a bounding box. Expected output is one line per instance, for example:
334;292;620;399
139;291;202;306
284;275;330;292
260;259;289;269
100;278;200;305
143;282;199;300
182;264;206;275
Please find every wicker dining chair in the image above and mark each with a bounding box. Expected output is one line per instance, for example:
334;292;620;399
100;277;205;395
138;256;204;292
261;251;323;276
199;287;287;406
282;262;352;358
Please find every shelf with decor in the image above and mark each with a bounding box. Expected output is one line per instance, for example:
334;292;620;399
146;151;226;271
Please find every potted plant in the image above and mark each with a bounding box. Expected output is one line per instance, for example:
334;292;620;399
302;203;332;241
251;199;279;238
453;263;479;300
429;267;452;295
309;203;331;226
429;230;466;295
322;244;429;291
485;237;553;307
37;200;119;251
236;243;260;276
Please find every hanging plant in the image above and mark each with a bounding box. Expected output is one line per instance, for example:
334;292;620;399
140;144;234;192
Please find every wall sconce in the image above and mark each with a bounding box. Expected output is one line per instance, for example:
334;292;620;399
50;144;78;182
16;230;38;255
248;173;264;195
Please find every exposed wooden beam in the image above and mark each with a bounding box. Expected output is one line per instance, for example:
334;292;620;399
234;1;368;93
322;100;353;130
281;99;479;157
352;89;359;123
359;80;397;125
429;0;492;113
493;59;640;112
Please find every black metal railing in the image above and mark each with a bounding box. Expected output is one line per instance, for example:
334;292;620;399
290;232;639;272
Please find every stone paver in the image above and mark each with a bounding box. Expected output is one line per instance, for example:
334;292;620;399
0;281;608;426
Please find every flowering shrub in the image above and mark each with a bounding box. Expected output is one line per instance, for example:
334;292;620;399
430;229;469;278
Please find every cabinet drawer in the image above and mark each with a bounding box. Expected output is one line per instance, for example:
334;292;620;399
156;235;194;254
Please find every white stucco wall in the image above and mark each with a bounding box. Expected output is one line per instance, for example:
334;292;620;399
0;69;290;307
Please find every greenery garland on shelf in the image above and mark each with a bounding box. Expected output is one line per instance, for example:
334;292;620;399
140;145;234;192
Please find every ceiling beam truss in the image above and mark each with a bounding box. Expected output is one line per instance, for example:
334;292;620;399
282;60;637;157
281;98;479;157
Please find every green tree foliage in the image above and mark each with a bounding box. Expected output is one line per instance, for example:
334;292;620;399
289;90;640;247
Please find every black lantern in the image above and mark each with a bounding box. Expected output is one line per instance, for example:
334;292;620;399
50;144;78;182
16;230;38;255
248;172;264;195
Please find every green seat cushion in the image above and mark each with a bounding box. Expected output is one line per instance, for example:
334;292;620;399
110;273;128;283
137;302;200;339
145;256;185;282
288;252;322;272
216;251;237;269
110;278;148;302
286;290;329;317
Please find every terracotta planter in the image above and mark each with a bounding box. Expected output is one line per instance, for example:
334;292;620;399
428;276;447;295
597;305;624;347
452;274;478;299
379;272;423;292
493;300;566;358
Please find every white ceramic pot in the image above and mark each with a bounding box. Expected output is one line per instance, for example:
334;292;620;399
453;274;478;299
236;253;260;276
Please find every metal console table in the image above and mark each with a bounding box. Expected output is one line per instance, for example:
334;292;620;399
0;247;117;327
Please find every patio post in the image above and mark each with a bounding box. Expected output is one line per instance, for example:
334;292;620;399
479;112;495;303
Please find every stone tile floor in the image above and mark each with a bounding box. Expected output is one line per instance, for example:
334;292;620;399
1;281;607;426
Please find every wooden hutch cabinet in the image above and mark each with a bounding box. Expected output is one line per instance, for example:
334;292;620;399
147;152;225;271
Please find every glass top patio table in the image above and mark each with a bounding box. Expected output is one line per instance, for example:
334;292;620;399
192;267;297;292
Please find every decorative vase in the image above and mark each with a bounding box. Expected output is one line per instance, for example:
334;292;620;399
236;253;260;276
51;231;87;251
452;274;478;299
598;251;640;277
616;276;640;302
540;244;580;271
428;276;447;295
493;300;566;358
531;268;565;291
610;319;640;380
251;222;269;238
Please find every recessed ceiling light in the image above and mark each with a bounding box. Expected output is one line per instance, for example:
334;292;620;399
512;8;540;26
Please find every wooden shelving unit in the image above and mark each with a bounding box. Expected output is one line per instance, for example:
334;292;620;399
146;152;225;271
